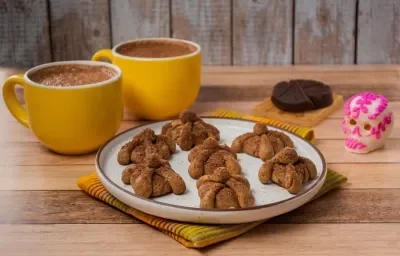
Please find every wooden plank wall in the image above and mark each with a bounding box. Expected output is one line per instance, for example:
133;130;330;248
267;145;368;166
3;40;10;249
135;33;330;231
0;0;52;67
49;0;111;61
1;0;400;67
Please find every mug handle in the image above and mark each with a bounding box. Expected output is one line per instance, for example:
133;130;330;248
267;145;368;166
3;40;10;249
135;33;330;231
2;74;29;128
92;49;113;62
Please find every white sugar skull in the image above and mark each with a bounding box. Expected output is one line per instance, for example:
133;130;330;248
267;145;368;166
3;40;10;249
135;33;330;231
341;92;394;154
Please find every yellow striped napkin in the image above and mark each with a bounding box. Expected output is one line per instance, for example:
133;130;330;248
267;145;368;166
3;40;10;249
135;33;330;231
77;110;347;248
78;170;346;248
212;109;316;143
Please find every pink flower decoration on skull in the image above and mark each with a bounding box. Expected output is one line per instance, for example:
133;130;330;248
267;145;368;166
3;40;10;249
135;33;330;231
342;92;394;153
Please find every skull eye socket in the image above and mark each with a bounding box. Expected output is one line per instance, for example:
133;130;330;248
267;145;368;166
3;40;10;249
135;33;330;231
364;123;371;131
349;119;357;125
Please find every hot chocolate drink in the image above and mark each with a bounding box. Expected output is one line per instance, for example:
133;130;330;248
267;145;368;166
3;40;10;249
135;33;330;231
29;64;117;87
117;40;197;58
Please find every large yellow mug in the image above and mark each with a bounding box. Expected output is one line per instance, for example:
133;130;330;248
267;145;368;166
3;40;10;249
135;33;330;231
92;38;201;120
2;61;123;155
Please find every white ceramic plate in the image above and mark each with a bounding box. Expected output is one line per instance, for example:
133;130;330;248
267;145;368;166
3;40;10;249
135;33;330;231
95;118;327;224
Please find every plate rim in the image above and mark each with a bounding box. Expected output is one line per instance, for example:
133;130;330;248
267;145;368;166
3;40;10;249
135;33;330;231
95;116;327;212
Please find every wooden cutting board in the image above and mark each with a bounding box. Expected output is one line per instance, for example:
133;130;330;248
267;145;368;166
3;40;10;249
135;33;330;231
252;94;344;127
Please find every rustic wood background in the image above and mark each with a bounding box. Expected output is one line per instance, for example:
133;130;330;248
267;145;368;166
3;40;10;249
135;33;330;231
1;0;399;67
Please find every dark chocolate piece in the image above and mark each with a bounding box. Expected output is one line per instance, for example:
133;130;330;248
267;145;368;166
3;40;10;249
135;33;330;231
271;81;314;113
299;80;333;109
271;79;333;112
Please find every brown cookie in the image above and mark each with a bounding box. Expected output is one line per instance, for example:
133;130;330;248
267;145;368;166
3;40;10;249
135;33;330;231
121;154;186;198
161;110;220;151
188;137;241;179
117;128;176;165
196;167;254;209
258;147;318;194
231;123;294;161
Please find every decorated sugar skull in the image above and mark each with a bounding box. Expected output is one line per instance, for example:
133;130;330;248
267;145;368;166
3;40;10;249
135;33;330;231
341;92;394;154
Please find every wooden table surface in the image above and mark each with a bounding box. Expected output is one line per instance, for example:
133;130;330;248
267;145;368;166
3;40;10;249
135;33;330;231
0;65;399;255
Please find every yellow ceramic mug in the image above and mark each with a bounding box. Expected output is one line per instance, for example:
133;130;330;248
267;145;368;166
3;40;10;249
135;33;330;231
92;38;201;120
2;61;123;155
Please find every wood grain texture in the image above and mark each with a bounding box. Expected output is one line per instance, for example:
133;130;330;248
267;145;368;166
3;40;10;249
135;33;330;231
1;66;400;254
0;119;144;142
0;0;51;67
3;90;400;125
212;223;400;255
358;0;400;64
200;66;400;100
3;98;400;130
0;165;93;190
232;0;292;65
0;142;95;165
110;0;170;45
271;189;400;223
1;189;399;224
201;65;400;73
1;139;398;166
329;163;400;189
49;0;111;60
171;0;231;65
2;65;400;100
294;0;356;64
318;139;400;163
197;83;400;102
0;191;140;224
1;224;399;255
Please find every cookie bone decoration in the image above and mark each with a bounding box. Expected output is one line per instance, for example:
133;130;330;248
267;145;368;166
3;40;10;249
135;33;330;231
341;92;394;154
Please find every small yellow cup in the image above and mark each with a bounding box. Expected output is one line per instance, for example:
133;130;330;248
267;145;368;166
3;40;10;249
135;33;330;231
92;38;201;120
2;61;123;155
